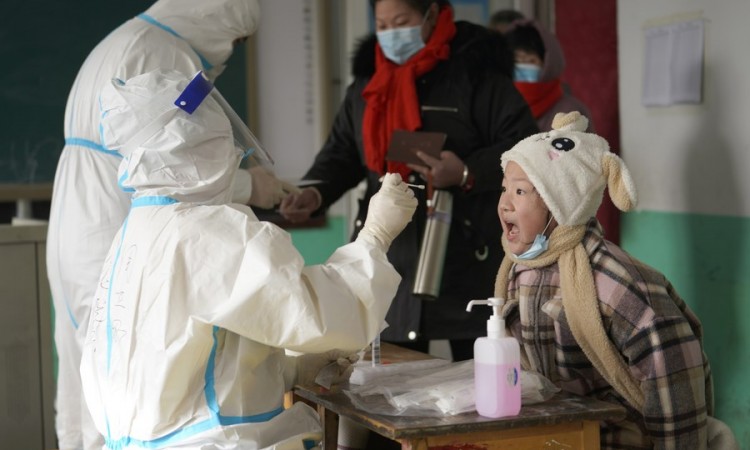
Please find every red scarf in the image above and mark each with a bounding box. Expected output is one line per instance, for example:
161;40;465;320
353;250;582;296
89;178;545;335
514;79;564;118
362;7;456;179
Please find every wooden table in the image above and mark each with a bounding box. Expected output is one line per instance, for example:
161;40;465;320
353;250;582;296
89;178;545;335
294;343;626;450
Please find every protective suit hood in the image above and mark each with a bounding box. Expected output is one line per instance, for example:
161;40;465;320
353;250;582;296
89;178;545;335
100;69;240;205
144;0;260;75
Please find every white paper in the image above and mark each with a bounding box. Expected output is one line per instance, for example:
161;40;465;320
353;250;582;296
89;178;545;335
642;19;704;106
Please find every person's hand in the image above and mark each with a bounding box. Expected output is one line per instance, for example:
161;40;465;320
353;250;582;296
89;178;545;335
247;166;301;209
295;350;360;388
357;173;418;250
407;150;465;188
279;187;322;223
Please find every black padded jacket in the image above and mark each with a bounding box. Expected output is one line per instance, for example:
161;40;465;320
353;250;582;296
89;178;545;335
304;21;538;342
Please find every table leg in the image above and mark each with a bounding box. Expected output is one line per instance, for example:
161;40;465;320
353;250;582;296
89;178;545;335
582;420;601;449
318;404;339;450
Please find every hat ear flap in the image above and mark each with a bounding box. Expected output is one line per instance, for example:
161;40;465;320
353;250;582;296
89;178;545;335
551;111;588;132
602;154;637;212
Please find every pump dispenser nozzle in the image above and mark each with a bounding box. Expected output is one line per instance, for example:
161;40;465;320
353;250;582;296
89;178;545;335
466;297;504;315
466;297;506;339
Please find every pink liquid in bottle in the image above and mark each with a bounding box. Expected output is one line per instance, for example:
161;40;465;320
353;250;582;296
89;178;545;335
474;361;521;418
467;298;521;418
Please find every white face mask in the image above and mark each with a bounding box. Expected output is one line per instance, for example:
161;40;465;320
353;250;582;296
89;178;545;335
376;25;424;65
514;215;553;260
376;10;431;65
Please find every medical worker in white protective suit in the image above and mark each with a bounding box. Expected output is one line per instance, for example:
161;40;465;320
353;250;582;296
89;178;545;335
46;2;295;449
79;68;417;450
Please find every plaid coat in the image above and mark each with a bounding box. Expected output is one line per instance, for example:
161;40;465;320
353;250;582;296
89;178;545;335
503;220;713;449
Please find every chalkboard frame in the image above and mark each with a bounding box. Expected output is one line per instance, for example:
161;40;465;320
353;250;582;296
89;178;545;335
0;0;248;191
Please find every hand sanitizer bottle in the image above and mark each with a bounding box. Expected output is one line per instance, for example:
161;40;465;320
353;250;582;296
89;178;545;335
466;297;521;418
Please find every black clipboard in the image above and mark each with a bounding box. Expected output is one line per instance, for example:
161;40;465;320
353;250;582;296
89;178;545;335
385;130;447;167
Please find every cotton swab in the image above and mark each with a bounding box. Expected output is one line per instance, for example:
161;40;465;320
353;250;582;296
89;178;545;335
377;175;425;190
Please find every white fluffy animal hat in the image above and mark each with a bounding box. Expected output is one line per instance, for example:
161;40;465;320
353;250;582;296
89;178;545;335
501;111;637;226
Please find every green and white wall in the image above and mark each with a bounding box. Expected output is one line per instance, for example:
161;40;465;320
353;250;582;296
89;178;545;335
262;2;750;444
618;1;750;446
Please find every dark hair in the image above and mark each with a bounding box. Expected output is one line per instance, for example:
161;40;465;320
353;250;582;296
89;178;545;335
504;24;545;60
489;9;525;28
369;0;451;15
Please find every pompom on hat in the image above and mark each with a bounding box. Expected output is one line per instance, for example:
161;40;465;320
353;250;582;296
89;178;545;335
501;111;637;226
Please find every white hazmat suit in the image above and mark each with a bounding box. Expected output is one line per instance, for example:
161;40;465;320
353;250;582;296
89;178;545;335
80;69;417;450
47;2;266;449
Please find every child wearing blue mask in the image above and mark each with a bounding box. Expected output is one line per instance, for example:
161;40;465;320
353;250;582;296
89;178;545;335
495;111;738;450
504;20;595;132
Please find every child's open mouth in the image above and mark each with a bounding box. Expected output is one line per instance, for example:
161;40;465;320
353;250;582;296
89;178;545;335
503;219;520;242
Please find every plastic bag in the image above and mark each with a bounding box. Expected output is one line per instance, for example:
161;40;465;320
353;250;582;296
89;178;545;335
344;360;559;417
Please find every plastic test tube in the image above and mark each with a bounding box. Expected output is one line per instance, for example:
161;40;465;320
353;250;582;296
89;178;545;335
371;333;381;366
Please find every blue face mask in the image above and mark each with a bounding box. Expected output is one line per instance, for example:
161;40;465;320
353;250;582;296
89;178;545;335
514;233;549;260
376;13;428;65
514;63;541;82
514;215;553;260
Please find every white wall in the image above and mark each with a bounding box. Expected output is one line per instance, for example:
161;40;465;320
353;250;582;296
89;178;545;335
252;1;376;228
254;0;322;181
618;0;750;217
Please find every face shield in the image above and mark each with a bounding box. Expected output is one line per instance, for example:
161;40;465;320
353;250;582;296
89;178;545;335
173;71;273;168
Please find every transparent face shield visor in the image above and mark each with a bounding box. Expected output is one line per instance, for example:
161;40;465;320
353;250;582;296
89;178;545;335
174;71;273;168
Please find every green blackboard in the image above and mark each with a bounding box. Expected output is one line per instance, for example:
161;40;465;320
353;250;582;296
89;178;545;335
0;0;247;184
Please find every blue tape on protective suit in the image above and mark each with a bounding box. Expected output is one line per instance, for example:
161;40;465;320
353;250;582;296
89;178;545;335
174;72;213;114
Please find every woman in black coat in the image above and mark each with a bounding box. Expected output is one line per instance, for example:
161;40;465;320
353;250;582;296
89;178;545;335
280;0;538;361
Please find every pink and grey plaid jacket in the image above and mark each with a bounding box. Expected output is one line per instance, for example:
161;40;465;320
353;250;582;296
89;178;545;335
503;219;713;450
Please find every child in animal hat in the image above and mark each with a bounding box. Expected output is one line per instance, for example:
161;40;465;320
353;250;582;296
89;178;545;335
494;111;737;449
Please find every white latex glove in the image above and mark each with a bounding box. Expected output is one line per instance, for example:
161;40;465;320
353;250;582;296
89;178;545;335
357;172;418;251
295;350;360;388
248;166;301;209
278;187;322;223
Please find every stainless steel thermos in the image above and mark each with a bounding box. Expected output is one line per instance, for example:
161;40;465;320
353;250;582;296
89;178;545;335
412;190;453;299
